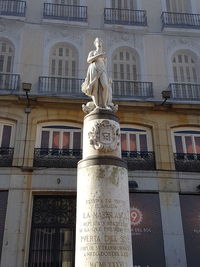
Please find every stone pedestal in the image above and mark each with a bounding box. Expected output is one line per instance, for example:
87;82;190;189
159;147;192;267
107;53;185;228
75;110;133;267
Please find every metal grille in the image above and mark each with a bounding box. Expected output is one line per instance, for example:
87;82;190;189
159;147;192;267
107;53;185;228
33;148;82;168
122;151;156;170
43;3;87;22
104;8;147;26
0;147;14;167
112;80;153;99
174;153;200;172
0;0;26;16
0;73;20;92
28;195;76;267
168;83;200;100
161;12;200;29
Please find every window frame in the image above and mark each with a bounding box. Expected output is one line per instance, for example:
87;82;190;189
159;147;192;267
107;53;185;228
120;125;153;152
172;127;200;154
0;121;15;148
36;123;82;150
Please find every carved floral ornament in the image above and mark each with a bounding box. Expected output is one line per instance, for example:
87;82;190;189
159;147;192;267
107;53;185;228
88;120;120;152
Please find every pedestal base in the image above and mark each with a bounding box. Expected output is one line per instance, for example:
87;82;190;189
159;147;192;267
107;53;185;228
75;159;133;267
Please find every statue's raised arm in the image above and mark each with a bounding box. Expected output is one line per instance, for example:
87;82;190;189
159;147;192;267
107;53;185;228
81;37;117;113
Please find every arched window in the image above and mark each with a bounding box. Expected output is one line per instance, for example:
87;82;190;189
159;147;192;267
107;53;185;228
37;125;82;150
49;43;78;78
0;40;14;74
111;0;137;9
172;51;198;83
112;47;139;81
172;129;200;154
166;0;191;12
121;127;152;152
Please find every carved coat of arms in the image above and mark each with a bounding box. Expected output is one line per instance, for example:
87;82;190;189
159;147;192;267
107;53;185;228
88;120;120;152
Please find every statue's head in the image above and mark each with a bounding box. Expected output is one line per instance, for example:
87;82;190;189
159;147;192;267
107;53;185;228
94;37;103;49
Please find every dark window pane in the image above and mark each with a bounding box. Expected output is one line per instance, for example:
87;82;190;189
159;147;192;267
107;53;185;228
0;191;8;262
1;125;11;147
140;134;148;151
194;136;200;153
73;132;81;149
175;136;183;153
41;131;50;149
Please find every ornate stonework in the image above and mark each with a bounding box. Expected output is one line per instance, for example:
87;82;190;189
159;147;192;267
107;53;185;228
88;120;120;152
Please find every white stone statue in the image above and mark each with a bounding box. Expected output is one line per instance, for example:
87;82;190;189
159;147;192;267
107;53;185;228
82;37;117;113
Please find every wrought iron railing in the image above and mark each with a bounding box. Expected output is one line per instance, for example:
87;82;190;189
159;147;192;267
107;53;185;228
104;8;147;26
0;0;26;16
112;80;153;99
33;148;82;168
168;83;200;100
0;73;20;92
43;3;87;22
161;12;200;29
122;151;155;170
38;76;85;97
0;147;14;167
174;153;200;172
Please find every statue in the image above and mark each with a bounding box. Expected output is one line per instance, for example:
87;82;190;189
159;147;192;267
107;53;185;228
82;37;117;113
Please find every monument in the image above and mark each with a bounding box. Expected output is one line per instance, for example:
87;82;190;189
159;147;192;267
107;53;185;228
75;38;133;267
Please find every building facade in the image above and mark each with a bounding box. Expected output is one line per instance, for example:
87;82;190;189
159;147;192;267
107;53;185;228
0;0;200;266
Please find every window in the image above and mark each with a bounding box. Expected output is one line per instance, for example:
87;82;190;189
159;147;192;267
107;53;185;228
28;195;76;267
121;127;151;152
112;48;139;81
0;191;8;262
37;125;82;150
111;0;137;9
0;40;14;74
172;52;198;83
0;123;13;148
173;130;200;154
166;0;191;12
49;43;78;78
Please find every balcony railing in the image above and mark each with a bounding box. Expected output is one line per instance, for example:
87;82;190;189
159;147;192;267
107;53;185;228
104;8;147;26
0;147;14;167
38;76;85;97
0;73;20;92
174;153;200;172
122;151;155;170
0;0;26;17
43;3;87;22
168;83;200;100
161;12;200;29
33;148;82;168
112;80;153;99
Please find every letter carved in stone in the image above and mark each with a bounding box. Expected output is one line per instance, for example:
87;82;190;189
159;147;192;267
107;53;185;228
88;120;120;152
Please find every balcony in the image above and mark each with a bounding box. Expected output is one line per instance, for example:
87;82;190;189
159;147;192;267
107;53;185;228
174;153;200;172
161;12;200;29
0;73;20;93
168;83;200;100
0;147;14;167
0;0;26;17
33;148;82;168
38;76;85;97
43;3;87;22
112;80;153;99
122;151;156;170
104;8;147;26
